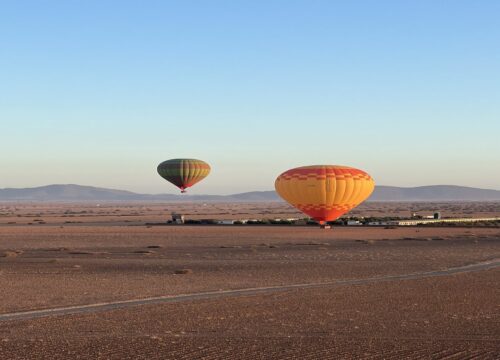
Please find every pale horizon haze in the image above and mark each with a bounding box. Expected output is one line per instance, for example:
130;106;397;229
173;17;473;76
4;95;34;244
1;1;499;194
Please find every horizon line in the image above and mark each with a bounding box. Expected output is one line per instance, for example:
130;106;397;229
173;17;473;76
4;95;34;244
1;183;499;195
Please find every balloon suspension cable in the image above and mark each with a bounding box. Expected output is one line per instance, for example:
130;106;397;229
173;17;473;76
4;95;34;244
180;187;187;194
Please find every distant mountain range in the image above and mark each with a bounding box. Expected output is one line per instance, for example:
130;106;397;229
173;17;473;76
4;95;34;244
369;185;500;201
0;184;499;202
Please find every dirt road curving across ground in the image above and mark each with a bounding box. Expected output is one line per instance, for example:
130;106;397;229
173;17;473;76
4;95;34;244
1;257;498;322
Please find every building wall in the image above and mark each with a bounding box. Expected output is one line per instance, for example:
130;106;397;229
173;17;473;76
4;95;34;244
394;217;499;226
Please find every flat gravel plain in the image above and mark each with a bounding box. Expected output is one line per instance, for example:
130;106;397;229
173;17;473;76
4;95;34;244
0;203;499;358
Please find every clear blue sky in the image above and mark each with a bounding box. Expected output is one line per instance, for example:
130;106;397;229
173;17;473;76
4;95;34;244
1;1;499;194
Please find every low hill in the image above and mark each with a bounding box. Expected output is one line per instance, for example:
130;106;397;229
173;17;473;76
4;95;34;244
0;184;499;202
369;185;500;201
0;184;144;201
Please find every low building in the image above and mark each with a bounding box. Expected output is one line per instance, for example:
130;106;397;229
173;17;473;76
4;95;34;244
393;217;499;226
218;220;235;225
171;213;185;224
293;219;308;226
217;219;248;225
367;221;388;226
347;220;362;226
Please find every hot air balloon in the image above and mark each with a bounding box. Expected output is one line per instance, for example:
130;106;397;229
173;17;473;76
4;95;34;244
157;158;211;193
275;165;375;228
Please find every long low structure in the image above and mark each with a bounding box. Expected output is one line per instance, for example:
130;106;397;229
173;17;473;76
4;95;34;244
389;217;500;226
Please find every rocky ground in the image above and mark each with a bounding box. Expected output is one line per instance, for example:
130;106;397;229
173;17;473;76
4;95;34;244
0;203;499;358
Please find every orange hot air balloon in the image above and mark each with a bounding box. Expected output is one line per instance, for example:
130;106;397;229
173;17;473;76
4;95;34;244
275;165;375;227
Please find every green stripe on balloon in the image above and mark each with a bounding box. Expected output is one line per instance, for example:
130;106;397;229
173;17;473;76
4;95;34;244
157;158;211;193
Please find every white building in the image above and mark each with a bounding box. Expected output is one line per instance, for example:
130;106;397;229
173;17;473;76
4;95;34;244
347;220;362;226
218;220;236;225
391;217;499;226
171;213;185;224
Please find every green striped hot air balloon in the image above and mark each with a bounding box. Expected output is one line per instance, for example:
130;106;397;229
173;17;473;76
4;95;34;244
157;158;211;193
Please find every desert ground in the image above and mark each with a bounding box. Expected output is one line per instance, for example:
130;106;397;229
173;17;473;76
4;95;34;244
0;202;499;359
0;201;499;226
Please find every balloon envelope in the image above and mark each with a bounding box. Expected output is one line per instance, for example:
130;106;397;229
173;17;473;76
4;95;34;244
157;158;210;193
275;165;375;223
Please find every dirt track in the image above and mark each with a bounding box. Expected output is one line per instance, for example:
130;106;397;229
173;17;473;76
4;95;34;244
1;257;499;323
1;268;499;359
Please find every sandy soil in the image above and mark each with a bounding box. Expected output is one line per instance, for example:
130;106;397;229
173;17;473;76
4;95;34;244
0;201;498;226
1;270;498;359
0;203;499;358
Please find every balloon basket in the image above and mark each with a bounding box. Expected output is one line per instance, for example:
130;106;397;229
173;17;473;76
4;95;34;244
320;224;331;229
